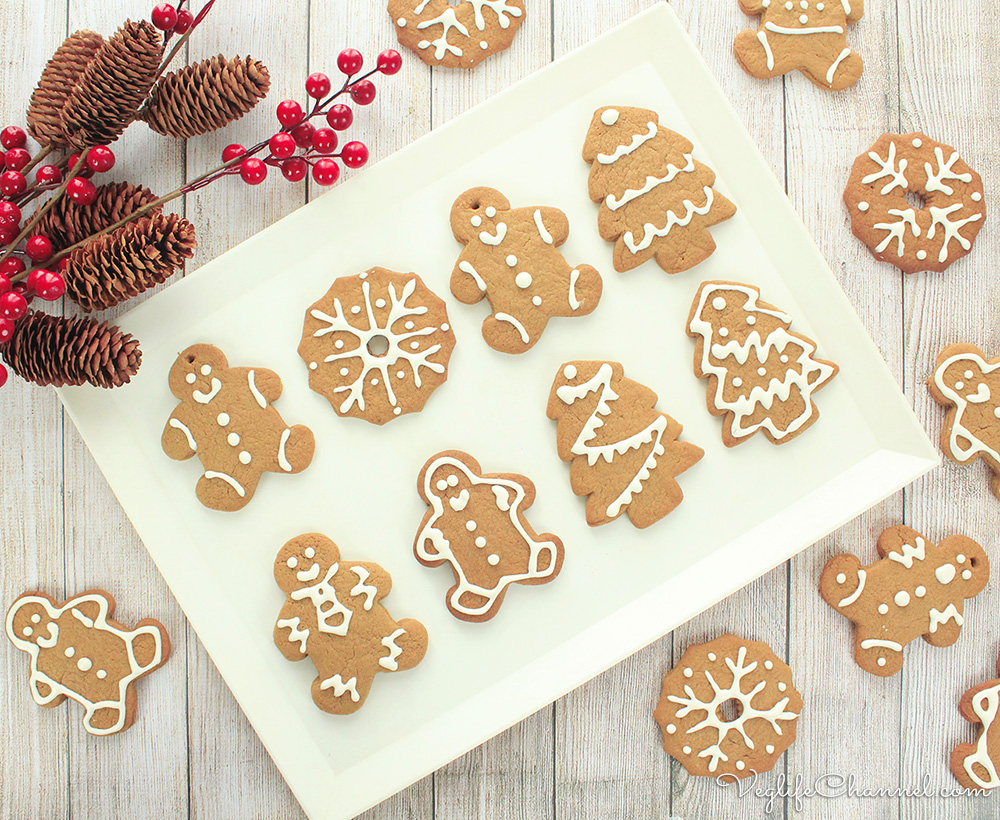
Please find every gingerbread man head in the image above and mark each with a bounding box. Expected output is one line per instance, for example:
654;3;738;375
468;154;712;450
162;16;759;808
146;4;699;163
168;344;230;403
450;187;511;245
274;533;340;595
6;597;58;649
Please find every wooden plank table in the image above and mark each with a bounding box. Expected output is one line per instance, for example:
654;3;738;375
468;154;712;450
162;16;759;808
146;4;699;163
1;1;996;817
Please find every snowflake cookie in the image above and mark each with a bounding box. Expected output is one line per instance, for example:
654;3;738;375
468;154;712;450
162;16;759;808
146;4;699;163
928;343;1000;499
734;0;865;91
389;0;524;69
6;590;170;736
298;267;456;425
547;361;704;529
450;187;603;354
653;634;802;779
414;450;564;622
688;281;839;446
162;344;316;512
820;526;989;677
583;106;736;274
952;651;1000;791
844;132;986;274
273;533;428;715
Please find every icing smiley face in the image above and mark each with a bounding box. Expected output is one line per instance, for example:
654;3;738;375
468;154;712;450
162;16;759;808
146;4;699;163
274;539;334;594
168;345;228;405
7;599;58;647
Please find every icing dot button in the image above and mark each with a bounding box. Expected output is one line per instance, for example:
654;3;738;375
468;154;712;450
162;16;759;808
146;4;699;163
515;272;532;289
487;554;500;566
506;254;517;267
894;590;910;607
65;646;75;657
858;201;870;212
77;657;93;672
601;108;620;126
712;297;726;310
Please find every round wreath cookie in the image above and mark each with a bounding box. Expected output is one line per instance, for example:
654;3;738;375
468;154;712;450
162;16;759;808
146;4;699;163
298;267;456;425
653;634;802;779
388;0;525;70
844;132;985;274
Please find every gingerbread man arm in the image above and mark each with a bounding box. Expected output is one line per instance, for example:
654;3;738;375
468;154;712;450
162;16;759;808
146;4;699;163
235;366;283;404
450;254;488;306
70;591;115;624
274;601;311;662
846;0;864;25
532;206;570;247
341;561;393;608
738;0;769;13
161;409;198;462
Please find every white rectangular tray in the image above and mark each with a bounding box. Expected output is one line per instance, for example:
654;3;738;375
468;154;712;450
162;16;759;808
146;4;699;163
57;5;938;819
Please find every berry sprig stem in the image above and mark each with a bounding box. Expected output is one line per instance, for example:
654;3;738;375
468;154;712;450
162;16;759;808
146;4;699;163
18;146;53;179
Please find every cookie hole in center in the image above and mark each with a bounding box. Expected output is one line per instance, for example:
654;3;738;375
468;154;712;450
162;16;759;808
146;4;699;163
716;697;743;723
904;192;926;211
367;335;390;357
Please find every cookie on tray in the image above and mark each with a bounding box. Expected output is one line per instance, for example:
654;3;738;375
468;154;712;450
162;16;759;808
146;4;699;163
951;651;1000;791
653;634;802;779
820;525;989;677
6;589;170;736
450;187;603;354
844;132;985;274
298;267;456;425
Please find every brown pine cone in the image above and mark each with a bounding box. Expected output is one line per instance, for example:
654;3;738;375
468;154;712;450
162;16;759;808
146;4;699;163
61;20;163;149
141;55;271;138
64;212;197;312
2;310;142;388
27;30;105;147
33;182;161;253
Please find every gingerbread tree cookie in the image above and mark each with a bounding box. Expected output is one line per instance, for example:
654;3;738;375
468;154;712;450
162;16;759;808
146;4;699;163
273;533;428;715
734;0;865;91
6;590;170;736
414;450;564;622
450;187;603;354
162;344;315;512
952;651;1000;791
820;526;989;677
583;106;736;274
547;361;704;529
688;281;838;446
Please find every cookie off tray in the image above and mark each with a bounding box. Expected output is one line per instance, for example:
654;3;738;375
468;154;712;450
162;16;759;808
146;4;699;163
56;5;938;820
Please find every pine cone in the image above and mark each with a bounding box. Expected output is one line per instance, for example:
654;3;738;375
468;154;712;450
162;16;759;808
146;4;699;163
61;20;164;149
141;55;271;138
64;212;197;312
33;182;161;253
2;310;142;388
27;30;104;147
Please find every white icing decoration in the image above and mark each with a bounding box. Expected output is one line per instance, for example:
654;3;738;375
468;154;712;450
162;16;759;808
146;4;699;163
514;272;532;289
929;604;963;633
836;572;847;583
757;31;775;70
459;260;486;290
764;22;844;35
860;638;903;652
622;187;716;254
533;209;553;244
863;141;909;194
837;569;866;607
915;586;927;597
935;563;956;584
826;48;852;85
416;9;468;59
858;201;870;212
601;108;619;126
185;373;196;384
485;206;497;218
495;312;530;344
927;204;983;263
894;590;910;607
349;566;378;610
933;352;1000;465
972;192;983;202
568;270;581;310
874;208;920;256
532;296;542;306
479;222;507;245
278;428;292;472
397;17;407;26
506;254;517;267
449;489;470;511
887;537;926;568
239;451;251;465
380;627;407;670
487;554;500;566
227;433;240;446
470;215;482;227
597;121;657;165
168;419;197;450
878;604;889;614
291;562;353;637
319;673;360;702
605;153;696;212
924;147;973;195
204;471;245;497
277;617;309;653
192;378;222;404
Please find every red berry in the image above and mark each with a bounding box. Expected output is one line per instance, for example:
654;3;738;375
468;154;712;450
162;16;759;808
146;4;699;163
269;132;296;159
0;318;13;345
25;269;44;291
240;158;268;185
0;291;27;320
174;8;194;34
0;201;21;226
341;141;369;169
312;158;341;186
281;157;308;182
0;126;26;150
56;258;70;273
0;258;25;280
35;271;65;301
350;80;376;106
313;128;338;155
305;72;332;100
0;275;9;296
86;145;115;173
0;363;8;387
11;282;32;304
337;49;364;76
276;99;303;127
5;148;30;172
222;143;245;163
67;176;97;205
151;3;178;30
0;226;17;245
0;170;26;197
291;122;316;149
377;49;403;75
25;236;52;263
326;104;353;131
35;164;62;185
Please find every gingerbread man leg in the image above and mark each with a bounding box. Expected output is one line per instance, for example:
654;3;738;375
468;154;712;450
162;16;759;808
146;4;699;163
734;29;788;80
854;633;905;677
196;470;254;512
799;43;863;91
481;313;534;355
384;619;428;672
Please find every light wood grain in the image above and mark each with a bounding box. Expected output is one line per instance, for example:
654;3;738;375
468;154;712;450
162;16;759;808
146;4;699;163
0;1;995;819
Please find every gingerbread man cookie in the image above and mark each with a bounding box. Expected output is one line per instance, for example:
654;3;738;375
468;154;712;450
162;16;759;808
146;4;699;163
688;281;839;446
450;187;603;354
952;651;1000;791
547;361;704;529
414;450;564;622
734;0;864;90
389;0;524;69
844;133;986;274
820;526;989;677
298;267;456;425
583;106;736;274
653;634;802;779
273;533;428;715
6;590;170;736
162;344;315;512
929;343;1000;499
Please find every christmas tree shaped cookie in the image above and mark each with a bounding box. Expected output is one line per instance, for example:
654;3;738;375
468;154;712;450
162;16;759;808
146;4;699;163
547;361;704;528
583;106;736;274
687;281;838;446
